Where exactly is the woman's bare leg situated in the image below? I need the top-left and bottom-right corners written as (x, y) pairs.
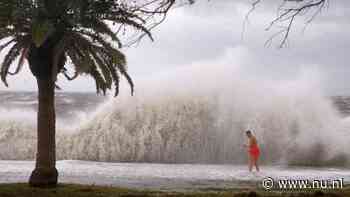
top-left (248, 155), bottom-right (253, 172)
top-left (254, 157), bottom-right (260, 172)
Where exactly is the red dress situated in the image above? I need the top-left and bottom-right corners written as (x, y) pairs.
top-left (249, 141), bottom-right (260, 159)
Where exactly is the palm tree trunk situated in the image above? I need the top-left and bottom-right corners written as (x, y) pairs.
top-left (29, 77), bottom-right (58, 187)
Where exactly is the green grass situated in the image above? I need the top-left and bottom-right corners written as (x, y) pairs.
top-left (0, 183), bottom-right (348, 197)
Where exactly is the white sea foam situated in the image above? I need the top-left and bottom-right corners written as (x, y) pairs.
top-left (0, 49), bottom-right (349, 166)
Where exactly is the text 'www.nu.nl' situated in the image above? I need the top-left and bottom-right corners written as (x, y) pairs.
top-left (262, 177), bottom-right (344, 190)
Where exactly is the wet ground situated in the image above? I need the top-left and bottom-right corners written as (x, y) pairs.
top-left (0, 160), bottom-right (349, 191)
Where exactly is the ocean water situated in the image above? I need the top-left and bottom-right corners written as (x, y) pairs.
top-left (0, 91), bottom-right (106, 123)
top-left (0, 90), bottom-right (348, 164)
top-left (0, 91), bottom-right (348, 122)
top-left (0, 90), bottom-right (349, 188)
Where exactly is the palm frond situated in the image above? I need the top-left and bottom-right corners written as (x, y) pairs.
top-left (0, 42), bottom-right (22, 86)
top-left (90, 51), bottom-right (112, 88)
top-left (0, 38), bottom-right (15, 53)
top-left (106, 62), bottom-right (120, 97)
top-left (89, 63), bottom-right (108, 95)
top-left (76, 30), bottom-right (125, 64)
top-left (77, 19), bottom-right (122, 48)
top-left (8, 47), bottom-right (29, 75)
top-left (111, 16), bottom-right (154, 41)
top-left (64, 33), bottom-right (109, 94)
top-left (116, 62), bottom-right (134, 96)
top-left (64, 32), bottom-right (133, 96)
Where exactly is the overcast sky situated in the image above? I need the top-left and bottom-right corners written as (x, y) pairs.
top-left (0, 0), bottom-right (349, 95)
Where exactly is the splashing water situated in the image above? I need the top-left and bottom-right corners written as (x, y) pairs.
top-left (0, 56), bottom-right (349, 166)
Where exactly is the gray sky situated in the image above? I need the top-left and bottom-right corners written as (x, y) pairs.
top-left (0, 0), bottom-right (349, 95)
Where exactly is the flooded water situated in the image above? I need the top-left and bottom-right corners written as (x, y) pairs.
top-left (0, 160), bottom-right (349, 190)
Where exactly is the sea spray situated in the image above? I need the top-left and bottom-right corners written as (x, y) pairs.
top-left (56, 84), bottom-right (348, 165)
top-left (0, 62), bottom-right (349, 166)
top-left (0, 120), bottom-right (36, 160)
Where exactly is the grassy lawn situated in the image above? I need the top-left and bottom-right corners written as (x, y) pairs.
top-left (0, 183), bottom-right (348, 197)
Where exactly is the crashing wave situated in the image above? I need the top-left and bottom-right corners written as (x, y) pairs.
top-left (0, 61), bottom-right (349, 166)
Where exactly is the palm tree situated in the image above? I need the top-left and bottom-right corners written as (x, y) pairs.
top-left (0, 0), bottom-right (178, 187)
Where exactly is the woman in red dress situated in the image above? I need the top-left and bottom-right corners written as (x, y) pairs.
top-left (245, 130), bottom-right (260, 172)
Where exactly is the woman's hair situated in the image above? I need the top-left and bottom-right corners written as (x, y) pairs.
top-left (246, 130), bottom-right (252, 135)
